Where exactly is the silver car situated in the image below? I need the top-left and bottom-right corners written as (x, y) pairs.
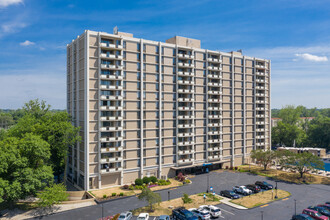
top-left (118, 212), bottom-right (133, 220)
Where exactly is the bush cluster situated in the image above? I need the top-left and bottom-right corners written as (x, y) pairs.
top-left (158, 179), bottom-right (171, 185)
top-left (182, 193), bottom-right (192, 204)
top-left (111, 193), bottom-right (117, 197)
top-left (135, 178), bottom-right (143, 186)
top-left (176, 172), bottom-right (185, 181)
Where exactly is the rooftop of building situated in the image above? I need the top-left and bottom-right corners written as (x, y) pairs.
top-left (277, 147), bottom-right (326, 151)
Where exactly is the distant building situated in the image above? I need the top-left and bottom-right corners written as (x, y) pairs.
top-left (271, 117), bottom-right (315, 128)
top-left (277, 147), bottom-right (327, 158)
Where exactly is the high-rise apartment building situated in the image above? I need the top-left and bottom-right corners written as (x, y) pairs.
top-left (67, 29), bottom-right (271, 190)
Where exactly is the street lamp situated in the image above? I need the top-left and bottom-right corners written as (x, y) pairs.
top-left (294, 199), bottom-right (297, 215)
top-left (101, 203), bottom-right (104, 220)
top-left (274, 181), bottom-right (278, 199)
top-left (261, 211), bottom-right (264, 220)
top-left (206, 173), bottom-right (210, 193)
top-left (168, 191), bottom-right (170, 201)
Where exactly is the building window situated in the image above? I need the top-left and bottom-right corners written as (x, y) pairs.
top-left (143, 54), bottom-right (146, 62)
top-left (156, 65), bottom-right (159, 72)
top-left (123, 41), bottom-right (126, 49)
top-left (137, 63), bottom-right (140, 71)
top-left (143, 63), bottom-right (146, 71)
top-left (137, 53), bottom-right (140, 61)
top-left (137, 43), bottom-right (140, 51)
top-left (123, 51), bottom-right (126, 59)
top-left (156, 46), bottom-right (159, 53)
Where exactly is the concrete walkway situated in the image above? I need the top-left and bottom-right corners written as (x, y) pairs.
top-left (217, 197), bottom-right (247, 210)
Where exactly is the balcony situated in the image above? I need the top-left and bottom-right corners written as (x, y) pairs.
top-left (100, 137), bottom-right (123, 142)
top-left (256, 128), bottom-right (265, 132)
top-left (256, 114), bottom-right (265, 118)
top-left (256, 79), bottom-right (266, 83)
top-left (100, 116), bottom-right (123, 121)
top-left (101, 167), bottom-right (123, 174)
top-left (256, 71), bottom-right (265, 76)
top-left (208, 130), bottom-right (222, 135)
top-left (208, 146), bottom-right (221, 152)
top-left (208, 74), bottom-right (222, 79)
top-left (178, 158), bottom-right (193, 164)
top-left (178, 63), bottom-right (194, 68)
top-left (256, 93), bottom-right (265, 97)
top-left (178, 71), bottom-right (194, 77)
top-left (100, 106), bottom-right (123, 111)
top-left (178, 80), bottom-right (194, 85)
top-left (208, 122), bottom-right (222, 127)
top-left (100, 85), bottom-right (123, 90)
top-left (255, 64), bottom-right (266, 69)
top-left (100, 53), bottom-right (123, 60)
top-left (256, 143), bottom-right (265, 147)
top-left (100, 95), bottom-right (122, 101)
top-left (256, 86), bottom-right (266, 90)
top-left (178, 98), bottom-right (194, 102)
top-left (100, 126), bottom-right (122, 132)
top-left (178, 54), bottom-right (194, 59)
top-left (100, 43), bottom-right (123, 50)
top-left (178, 149), bottom-right (195, 155)
top-left (100, 157), bottom-right (123, 163)
top-left (208, 98), bottom-right (222, 103)
top-left (101, 147), bottom-right (123, 153)
top-left (208, 155), bottom-right (221, 160)
top-left (178, 106), bottom-right (194, 111)
top-left (256, 135), bottom-right (265, 139)
top-left (208, 82), bottom-right (222, 87)
top-left (178, 124), bottom-right (193, 128)
top-left (256, 107), bottom-right (267, 111)
top-left (256, 100), bottom-right (265, 104)
top-left (208, 58), bottom-right (221, 63)
top-left (178, 89), bottom-right (194, 94)
top-left (256, 121), bottom-right (265, 125)
top-left (207, 66), bottom-right (222, 71)
top-left (208, 139), bottom-right (221, 143)
top-left (178, 132), bottom-right (194, 137)
top-left (101, 64), bottom-right (123, 70)
top-left (208, 115), bottom-right (222, 119)
top-left (100, 74), bottom-right (123, 80)
top-left (178, 141), bottom-right (194, 146)
top-left (207, 106), bottom-right (222, 111)
top-left (178, 115), bottom-right (194, 120)
top-left (208, 90), bottom-right (222, 95)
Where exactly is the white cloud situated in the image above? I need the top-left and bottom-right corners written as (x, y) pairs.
top-left (0, 0), bottom-right (23, 8)
top-left (295, 53), bottom-right (328, 62)
top-left (20, 40), bottom-right (34, 46)
top-left (1, 22), bottom-right (26, 33)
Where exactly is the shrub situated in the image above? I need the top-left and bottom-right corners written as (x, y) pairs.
top-left (113, 213), bottom-right (120, 220)
top-left (185, 179), bottom-right (191, 184)
top-left (226, 166), bottom-right (229, 169)
top-left (122, 185), bottom-right (129, 189)
top-left (103, 194), bottom-right (107, 199)
top-left (135, 178), bottom-right (143, 186)
top-left (111, 193), bottom-right (117, 197)
top-left (143, 177), bottom-right (151, 184)
top-left (235, 166), bottom-right (238, 170)
top-left (182, 193), bottom-right (192, 204)
top-left (119, 192), bottom-right (124, 196)
top-left (135, 185), bottom-right (146, 190)
top-left (158, 179), bottom-right (166, 185)
top-left (150, 176), bottom-right (158, 183)
top-left (129, 185), bottom-right (134, 190)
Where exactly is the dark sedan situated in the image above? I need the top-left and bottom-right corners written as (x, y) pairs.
top-left (255, 181), bottom-right (273, 190)
top-left (219, 190), bottom-right (239, 199)
top-left (245, 184), bottom-right (261, 193)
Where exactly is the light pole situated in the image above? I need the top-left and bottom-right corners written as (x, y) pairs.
top-left (168, 191), bottom-right (170, 201)
top-left (101, 203), bottom-right (104, 220)
top-left (294, 199), bottom-right (297, 215)
top-left (206, 173), bottom-right (209, 193)
top-left (275, 181), bottom-right (278, 199)
top-left (261, 211), bottom-right (264, 220)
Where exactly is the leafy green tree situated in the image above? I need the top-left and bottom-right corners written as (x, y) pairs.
top-left (271, 121), bottom-right (306, 147)
top-left (138, 188), bottom-right (161, 211)
top-left (250, 150), bottom-right (276, 170)
top-left (22, 99), bottom-right (50, 119)
top-left (278, 105), bottom-right (302, 125)
top-left (0, 113), bottom-right (14, 129)
top-left (0, 134), bottom-right (53, 205)
top-left (307, 116), bottom-right (330, 151)
top-left (182, 193), bottom-right (192, 204)
top-left (37, 183), bottom-right (69, 208)
top-left (284, 152), bottom-right (324, 178)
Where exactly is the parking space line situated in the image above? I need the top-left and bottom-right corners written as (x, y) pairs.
top-left (282, 198), bottom-right (289, 201)
top-left (219, 215), bottom-right (225, 218)
top-left (220, 208), bottom-right (235, 215)
top-left (260, 204), bottom-right (268, 208)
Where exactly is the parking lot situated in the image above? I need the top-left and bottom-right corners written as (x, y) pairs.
top-left (37, 171), bottom-right (330, 220)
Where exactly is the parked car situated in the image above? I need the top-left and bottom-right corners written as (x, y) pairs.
top-left (255, 181), bottom-right (273, 190)
top-left (219, 190), bottom-right (239, 199)
top-left (318, 205), bottom-right (330, 212)
top-left (309, 206), bottom-right (330, 217)
top-left (118, 212), bottom-right (133, 220)
top-left (302, 209), bottom-right (329, 220)
top-left (158, 215), bottom-right (171, 220)
top-left (326, 202), bottom-right (330, 205)
top-left (172, 208), bottom-right (199, 220)
top-left (292, 214), bottom-right (314, 220)
top-left (245, 184), bottom-right (261, 193)
top-left (137, 213), bottom-right (150, 220)
top-left (199, 205), bottom-right (221, 218)
top-left (188, 208), bottom-right (211, 220)
top-left (233, 186), bottom-right (252, 196)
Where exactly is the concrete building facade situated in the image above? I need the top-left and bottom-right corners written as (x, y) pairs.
top-left (66, 30), bottom-right (271, 190)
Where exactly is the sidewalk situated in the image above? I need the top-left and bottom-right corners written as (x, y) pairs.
top-left (216, 196), bottom-right (247, 210)
top-left (0, 200), bottom-right (97, 220)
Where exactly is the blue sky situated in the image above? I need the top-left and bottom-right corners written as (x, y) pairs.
top-left (0, 0), bottom-right (330, 109)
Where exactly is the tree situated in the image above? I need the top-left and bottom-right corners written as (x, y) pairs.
top-left (271, 121), bottom-right (306, 147)
top-left (284, 152), bottom-right (324, 179)
top-left (307, 116), bottom-right (330, 151)
top-left (182, 193), bottom-right (192, 204)
top-left (250, 150), bottom-right (276, 170)
top-left (0, 135), bottom-right (53, 205)
top-left (0, 113), bottom-right (14, 129)
top-left (37, 183), bottom-right (69, 208)
top-left (7, 100), bottom-right (80, 182)
top-left (278, 105), bottom-right (302, 125)
top-left (138, 188), bottom-right (161, 211)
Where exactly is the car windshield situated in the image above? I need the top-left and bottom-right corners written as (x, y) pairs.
top-left (213, 209), bottom-right (220, 212)
top-left (230, 192), bottom-right (236, 195)
top-left (241, 186), bottom-right (247, 189)
top-left (185, 212), bottom-right (194, 218)
top-left (314, 212), bottom-right (322, 217)
top-left (119, 216), bottom-right (126, 219)
top-left (137, 217), bottom-right (145, 220)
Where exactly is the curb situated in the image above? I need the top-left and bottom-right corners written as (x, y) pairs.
top-left (247, 194), bottom-right (292, 210)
